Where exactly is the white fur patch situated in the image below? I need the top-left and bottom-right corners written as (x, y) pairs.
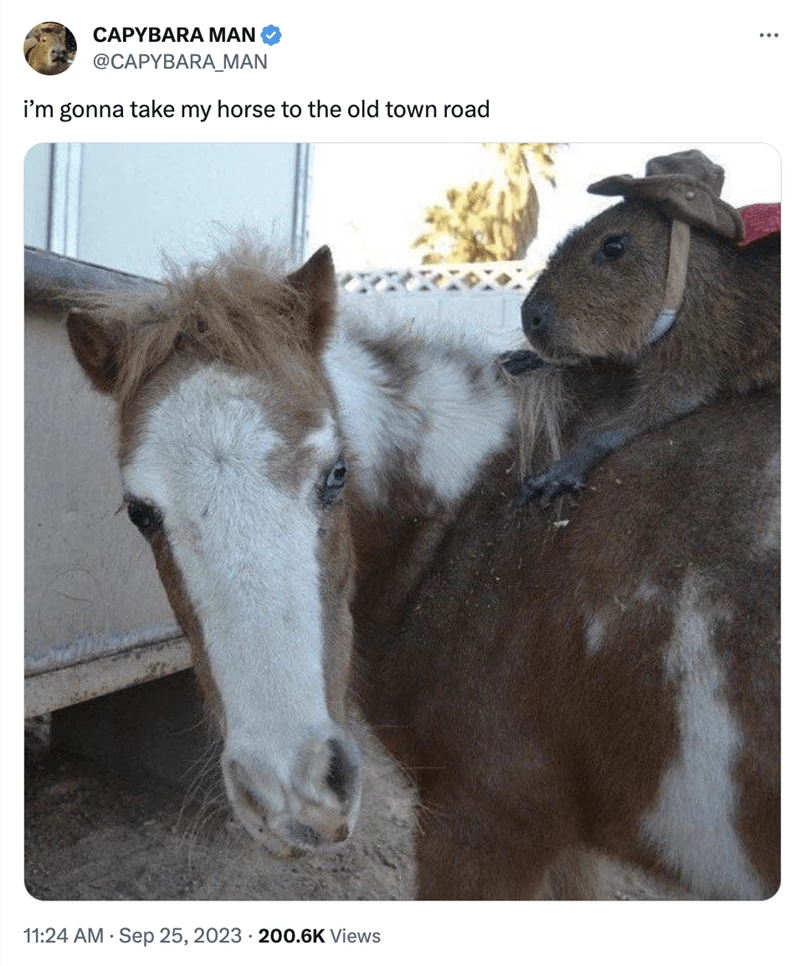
top-left (324, 334), bottom-right (418, 500)
top-left (585, 615), bottom-right (605, 655)
top-left (325, 331), bottom-right (514, 505)
top-left (640, 576), bottom-right (764, 899)
top-left (409, 359), bottom-right (515, 503)
top-left (304, 412), bottom-right (338, 459)
top-left (123, 366), bottom-right (334, 790)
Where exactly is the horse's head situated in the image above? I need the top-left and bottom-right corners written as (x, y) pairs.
top-left (66, 245), bottom-right (362, 855)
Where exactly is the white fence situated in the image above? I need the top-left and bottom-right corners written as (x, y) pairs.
top-left (339, 260), bottom-right (539, 350)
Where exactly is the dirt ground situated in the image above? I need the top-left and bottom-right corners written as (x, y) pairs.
top-left (25, 714), bottom-right (417, 901)
top-left (25, 712), bottom-right (684, 902)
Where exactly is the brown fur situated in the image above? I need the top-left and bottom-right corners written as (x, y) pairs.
top-left (352, 391), bottom-right (779, 899)
top-left (66, 242), bottom-right (333, 407)
top-left (66, 242), bottom-right (779, 899)
top-left (518, 201), bottom-right (780, 501)
top-left (25, 23), bottom-right (70, 75)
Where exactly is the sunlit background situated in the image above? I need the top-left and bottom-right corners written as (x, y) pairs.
top-left (308, 142), bottom-right (780, 270)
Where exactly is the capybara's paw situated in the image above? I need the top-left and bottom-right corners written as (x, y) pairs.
top-left (518, 463), bottom-right (585, 507)
top-left (498, 349), bottom-right (546, 377)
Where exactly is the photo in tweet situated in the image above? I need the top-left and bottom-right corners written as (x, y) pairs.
top-left (23, 141), bottom-right (780, 903)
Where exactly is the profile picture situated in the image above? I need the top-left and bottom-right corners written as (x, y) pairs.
top-left (23, 22), bottom-right (76, 75)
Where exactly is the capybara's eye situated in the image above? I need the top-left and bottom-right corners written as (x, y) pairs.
top-left (600, 236), bottom-right (627, 260)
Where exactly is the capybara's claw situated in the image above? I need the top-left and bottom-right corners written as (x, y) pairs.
top-left (518, 465), bottom-right (585, 507)
top-left (499, 349), bottom-right (546, 377)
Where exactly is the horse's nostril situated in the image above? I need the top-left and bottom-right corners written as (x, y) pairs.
top-left (531, 315), bottom-right (543, 329)
top-left (286, 820), bottom-right (323, 849)
top-left (325, 738), bottom-right (356, 803)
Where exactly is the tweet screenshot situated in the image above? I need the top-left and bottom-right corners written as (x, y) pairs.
top-left (1, 2), bottom-right (794, 962)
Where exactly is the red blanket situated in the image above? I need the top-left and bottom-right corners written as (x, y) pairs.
top-left (738, 203), bottom-right (780, 247)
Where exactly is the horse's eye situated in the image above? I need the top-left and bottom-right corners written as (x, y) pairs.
top-left (321, 457), bottom-right (348, 505)
top-left (600, 235), bottom-right (627, 260)
top-left (126, 499), bottom-right (162, 536)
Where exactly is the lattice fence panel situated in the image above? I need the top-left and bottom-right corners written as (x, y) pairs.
top-left (338, 261), bottom-right (540, 350)
top-left (339, 261), bottom-right (540, 295)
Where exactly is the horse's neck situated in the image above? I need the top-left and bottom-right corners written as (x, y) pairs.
top-left (324, 320), bottom-right (516, 512)
top-left (324, 319), bottom-right (516, 643)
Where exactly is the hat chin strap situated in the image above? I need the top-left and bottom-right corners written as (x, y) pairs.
top-left (648, 219), bottom-right (691, 343)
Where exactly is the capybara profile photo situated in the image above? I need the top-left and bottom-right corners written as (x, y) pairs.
top-left (23, 23), bottom-right (76, 75)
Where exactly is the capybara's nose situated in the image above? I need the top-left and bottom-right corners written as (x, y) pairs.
top-left (521, 293), bottom-right (554, 345)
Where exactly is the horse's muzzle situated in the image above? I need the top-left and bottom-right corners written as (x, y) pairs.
top-left (222, 731), bottom-right (362, 855)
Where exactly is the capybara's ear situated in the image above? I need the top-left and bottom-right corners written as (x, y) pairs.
top-left (287, 246), bottom-right (337, 352)
top-left (66, 309), bottom-right (124, 394)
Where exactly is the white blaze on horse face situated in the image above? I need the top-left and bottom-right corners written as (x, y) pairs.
top-left (122, 366), bottom-right (351, 839)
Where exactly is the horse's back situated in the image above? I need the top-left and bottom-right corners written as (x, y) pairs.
top-left (368, 390), bottom-right (779, 898)
top-left (552, 390), bottom-right (779, 897)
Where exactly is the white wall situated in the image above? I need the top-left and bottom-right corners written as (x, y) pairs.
top-left (25, 143), bottom-right (304, 278)
top-left (23, 144), bottom-right (51, 250)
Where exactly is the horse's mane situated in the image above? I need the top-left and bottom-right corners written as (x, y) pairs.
top-left (71, 240), bottom-right (316, 409)
top-left (506, 366), bottom-right (572, 473)
top-left (71, 237), bottom-right (569, 477)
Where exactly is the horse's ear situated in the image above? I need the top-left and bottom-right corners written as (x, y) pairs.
top-left (65, 309), bottom-right (123, 394)
top-left (287, 246), bottom-right (337, 351)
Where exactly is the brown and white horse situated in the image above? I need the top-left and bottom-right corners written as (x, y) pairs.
top-left (66, 243), bottom-right (779, 899)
